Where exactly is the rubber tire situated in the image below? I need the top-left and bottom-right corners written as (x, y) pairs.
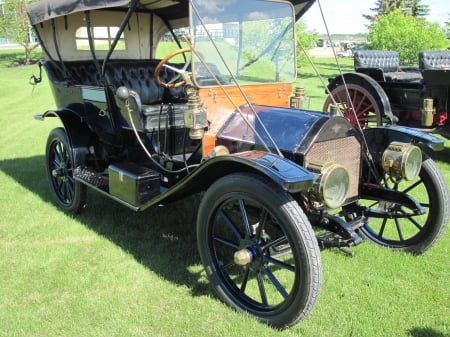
top-left (197, 173), bottom-right (322, 328)
top-left (46, 127), bottom-right (86, 214)
top-left (358, 155), bottom-right (449, 253)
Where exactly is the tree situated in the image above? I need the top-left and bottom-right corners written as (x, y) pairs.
top-left (0, 0), bottom-right (38, 65)
top-left (295, 20), bottom-right (319, 67)
top-left (367, 9), bottom-right (448, 65)
top-left (364, 0), bottom-right (430, 28)
top-left (446, 13), bottom-right (450, 38)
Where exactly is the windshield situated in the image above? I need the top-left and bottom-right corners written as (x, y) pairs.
top-left (190, 0), bottom-right (296, 86)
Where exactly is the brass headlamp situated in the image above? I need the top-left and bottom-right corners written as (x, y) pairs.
top-left (307, 160), bottom-right (350, 209)
top-left (382, 142), bottom-right (422, 181)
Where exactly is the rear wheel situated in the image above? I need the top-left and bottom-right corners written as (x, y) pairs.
top-left (197, 173), bottom-right (322, 328)
top-left (46, 127), bottom-right (86, 213)
top-left (358, 156), bottom-right (449, 253)
top-left (323, 83), bottom-right (382, 129)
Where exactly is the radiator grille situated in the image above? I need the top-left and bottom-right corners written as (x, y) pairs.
top-left (304, 136), bottom-right (361, 200)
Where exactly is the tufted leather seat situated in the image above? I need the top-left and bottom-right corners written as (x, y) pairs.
top-left (45, 59), bottom-right (191, 132)
top-left (419, 50), bottom-right (450, 70)
top-left (354, 50), bottom-right (422, 82)
top-left (44, 61), bottom-right (102, 86)
top-left (45, 59), bottom-right (189, 105)
top-left (355, 50), bottom-right (399, 72)
top-left (104, 61), bottom-right (165, 105)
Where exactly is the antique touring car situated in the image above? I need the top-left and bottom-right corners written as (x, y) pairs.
top-left (324, 49), bottom-right (450, 138)
top-left (27, 0), bottom-right (449, 328)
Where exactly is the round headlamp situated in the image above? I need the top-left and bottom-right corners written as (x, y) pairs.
top-left (382, 142), bottom-right (422, 181)
top-left (308, 161), bottom-right (350, 209)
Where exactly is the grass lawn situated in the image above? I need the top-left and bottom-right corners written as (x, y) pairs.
top-left (0, 49), bottom-right (449, 337)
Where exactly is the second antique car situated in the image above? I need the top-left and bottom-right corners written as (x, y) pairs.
top-left (27, 0), bottom-right (449, 328)
top-left (324, 49), bottom-right (450, 138)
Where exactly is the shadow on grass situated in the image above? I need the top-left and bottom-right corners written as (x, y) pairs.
top-left (0, 155), bottom-right (210, 298)
top-left (408, 327), bottom-right (449, 337)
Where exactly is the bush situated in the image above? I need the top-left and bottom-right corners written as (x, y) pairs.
top-left (367, 9), bottom-right (449, 65)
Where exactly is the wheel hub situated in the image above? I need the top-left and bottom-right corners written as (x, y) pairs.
top-left (234, 248), bottom-right (253, 266)
top-left (52, 167), bottom-right (67, 178)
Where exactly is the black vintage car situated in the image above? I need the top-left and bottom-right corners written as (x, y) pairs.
top-left (324, 49), bottom-right (450, 138)
top-left (27, 0), bottom-right (449, 328)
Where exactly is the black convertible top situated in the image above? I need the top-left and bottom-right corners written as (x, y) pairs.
top-left (27, 0), bottom-right (315, 25)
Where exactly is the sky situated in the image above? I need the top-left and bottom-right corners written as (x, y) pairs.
top-left (301, 0), bottom-right (449, 34)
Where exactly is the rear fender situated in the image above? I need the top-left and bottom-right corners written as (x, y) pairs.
top-left (327, 72), bottom-right (396, 123)
top-left (36, 104), bottom-right (92, 166)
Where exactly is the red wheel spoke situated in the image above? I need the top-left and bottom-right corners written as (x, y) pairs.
top-left (357, 102), bottom-right (375, 116)
top-left (353, 91), bottom-right (365, 112)
top-left (325, 84), bottom-right (382, 129)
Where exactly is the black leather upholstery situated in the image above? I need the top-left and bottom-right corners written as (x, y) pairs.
top-left (105, 61), bottom-right (165, 104)
top-left (354, 50), bottom-right (422, 82)
top-left (45, 60), bottom-right (188, 105)
top-left (354, 50), bottom-right (400, 72)
top-left (419, 51), bottom-right (450, 70)
top-left (44, 61), bottom-right (101, 86)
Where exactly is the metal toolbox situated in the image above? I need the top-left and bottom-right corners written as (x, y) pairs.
top-left (109, 162), bottom-right (160, 206)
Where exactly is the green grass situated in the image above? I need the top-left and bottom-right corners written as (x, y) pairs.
top-left (296, 56), bottom-right (355, 110)
top-left (0, 49), bottom-right (449, 337)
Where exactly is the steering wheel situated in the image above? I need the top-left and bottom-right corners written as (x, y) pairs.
top-left (155, 48), bottom-right (191, 88)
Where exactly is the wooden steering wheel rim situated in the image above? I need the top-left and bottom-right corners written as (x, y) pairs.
top-left (155, 48), bottom-right (191, 88)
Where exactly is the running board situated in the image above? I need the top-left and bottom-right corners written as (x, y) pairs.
top-left (73, 166), bottom-right (141, 211)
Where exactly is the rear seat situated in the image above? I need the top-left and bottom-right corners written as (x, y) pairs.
top-left (419, 50), bottom-right (450, 70)
top-left (45, 59), bottom-right (188, 105)
top-left (45, 59), bottom-right (189, 132)
top-left (44, 60), bottom-right (101, 86)
top-left (354, 50), bottom-right (422, 82)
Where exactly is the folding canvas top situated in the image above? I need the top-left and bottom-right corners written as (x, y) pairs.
top-left (27, 0), bottom-right (316, 25)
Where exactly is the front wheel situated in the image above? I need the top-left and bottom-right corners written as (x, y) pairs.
top-left (46, 127), bottom-right (86, 213)
top-left (358, 155), bottom-right (449, 253)
top-left (197, 173), bottom-right (322, 328)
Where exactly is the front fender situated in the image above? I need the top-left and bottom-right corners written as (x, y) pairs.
top-left (212, 151), bottom-right (315, 193)
top-left (363, 125), bottom-right (445, 152)
top-left (139, 151), bottom-right (314, 211)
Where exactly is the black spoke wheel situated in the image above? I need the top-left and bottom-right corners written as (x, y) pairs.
top-left (358, 155), bottom-right (449, 253)
top-left (46, 128), bottom-right (86, 213)
top-left (323, 84), bottom-right (382, 129)
top-left (197, 173), bottom-right (322, 328)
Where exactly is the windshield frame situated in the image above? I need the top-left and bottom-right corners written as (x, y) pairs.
top-left (189, 0), bottom-right (297, 88)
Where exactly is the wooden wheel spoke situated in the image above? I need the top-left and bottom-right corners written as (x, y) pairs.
top-left (256, 272), bottom-right (269, 306)
top-left (219, 209), bottom-right (244, 240)
top-left (263, 265), bottom-right (289, 299)
top-left (326, 84), bottom-right (381, 129)
top-left (238, 200), bottom-right (253, 238)
top-left (265, 256), bottom-right (295, 273)
top-left (213, 235), bottom-right (240, 249)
